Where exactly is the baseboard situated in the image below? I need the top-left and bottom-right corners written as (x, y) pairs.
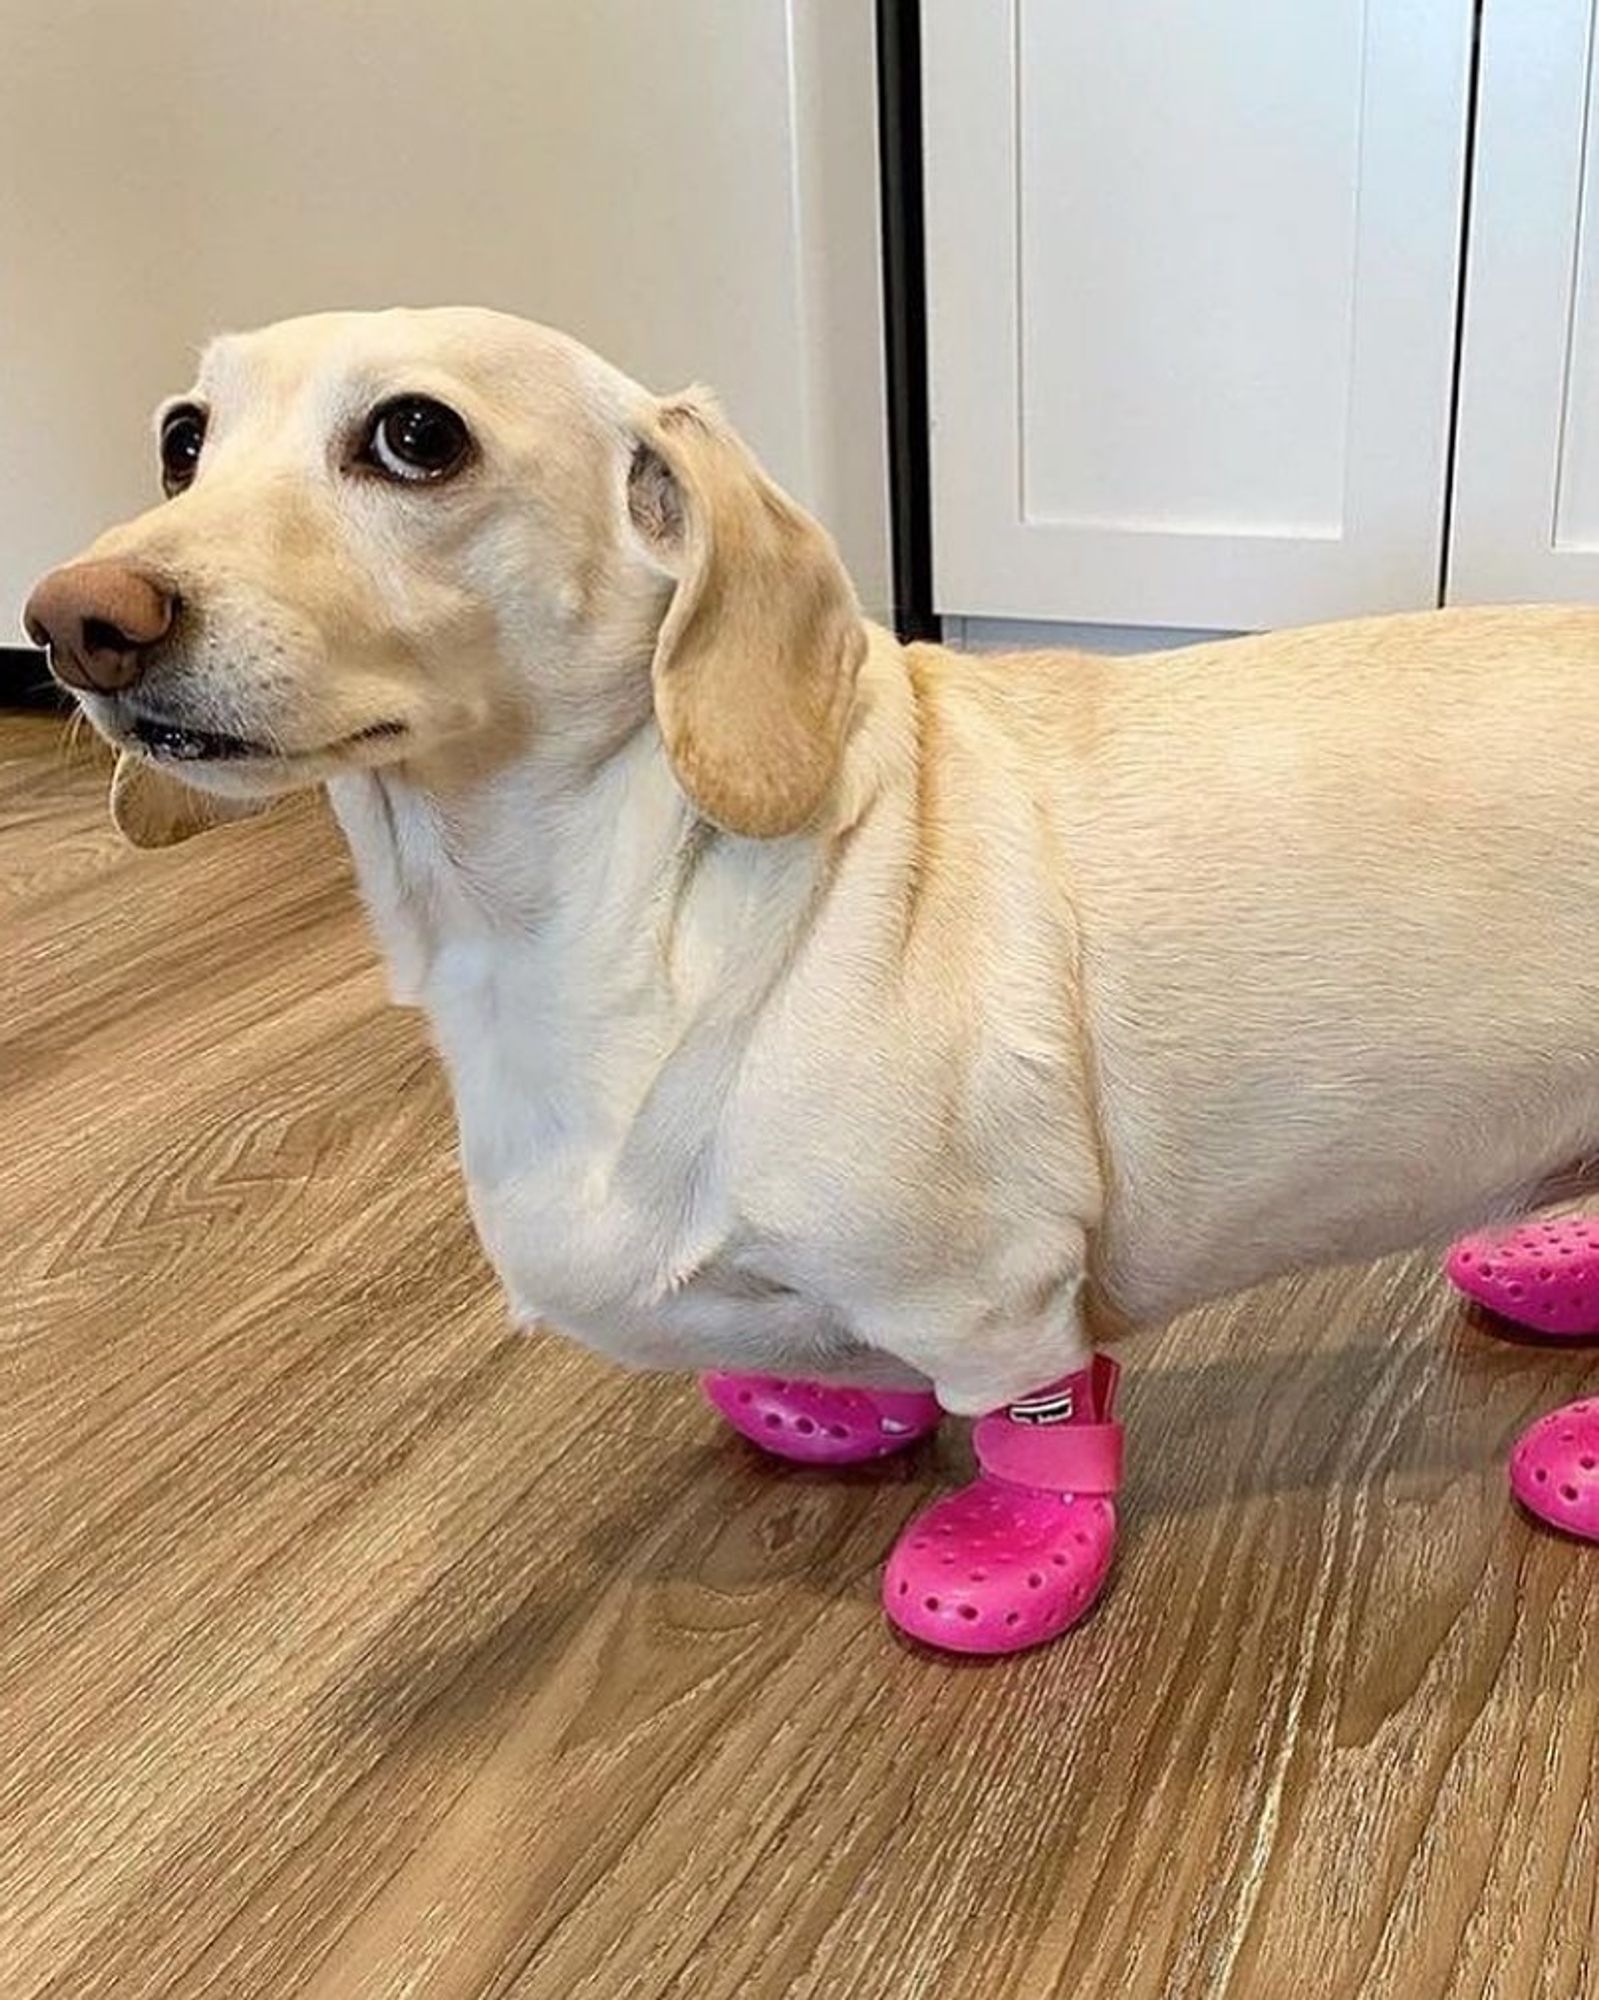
top-left (942, 616), bottom-right (1239, 656)
top-left (0, 646), bottom-right (66, 712)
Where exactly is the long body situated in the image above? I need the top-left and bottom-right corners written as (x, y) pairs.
top-left (24, 306), bottom-right (1598, 1415)
top-left (339, 607), bottom-right (1599, 1412)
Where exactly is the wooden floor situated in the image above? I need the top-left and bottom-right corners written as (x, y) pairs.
top-left (2, 712), bottom-right (1596, 2000)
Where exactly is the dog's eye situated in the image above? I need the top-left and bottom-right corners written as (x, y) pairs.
top-left (361, 397), bottom-right (472, 483)
top-left (159, 405), bottom-right (207, 497)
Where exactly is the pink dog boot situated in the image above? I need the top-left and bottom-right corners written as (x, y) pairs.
top-left (1446, 1217), bottom-right (1599, 1337)
top-left (702, 1372), bottom-right (943, 1466)
top-left (1509, 1397), bottom-right (1599, 1542)
top-left (883, 1356), bottom-right (1123, 1656)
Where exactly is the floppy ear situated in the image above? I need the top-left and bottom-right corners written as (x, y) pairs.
top-left (627, 393), bottom-right (866, 838)
top-left (110, 752), bottom-right (272, 849)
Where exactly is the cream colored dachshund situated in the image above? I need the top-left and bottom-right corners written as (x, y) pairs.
top-left (25, 307), bottom-right (1599, 1653)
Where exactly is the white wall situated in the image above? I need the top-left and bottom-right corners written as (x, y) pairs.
top-left (2, 0), bottom-right (890, 622)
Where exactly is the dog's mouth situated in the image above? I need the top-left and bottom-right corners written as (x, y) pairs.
top-left (126, 714), bottom-right (407, 764)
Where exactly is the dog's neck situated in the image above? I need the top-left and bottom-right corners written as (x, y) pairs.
top-left (330, 726), bottom-right (672, 998)
top-left (328, 625), bottom-right (909, 991)
top-left (325, 717), bottom-right (863, 1219)
top-left (326, 720), bottom-right (838, 1022)
top-left (325, 633), bottom-right (914, 1135)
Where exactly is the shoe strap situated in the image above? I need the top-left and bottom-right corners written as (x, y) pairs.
top-left (973, 1354), bottom-right (1124, 1495)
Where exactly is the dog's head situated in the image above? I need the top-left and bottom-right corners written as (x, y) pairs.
top-left (24, 307), bottom-right (865, 845)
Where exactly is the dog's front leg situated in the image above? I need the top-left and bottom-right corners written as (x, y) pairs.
top-left (885, 1315), bottom-right (1124, 1657)
top-left (871, 1261), bottom-right (1095, 1419)
top-left (870, 1263), bottom-right (1126, 1655)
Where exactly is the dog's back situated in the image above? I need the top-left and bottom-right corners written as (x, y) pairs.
top-left (947, 606), bottom-right (1599, 1321)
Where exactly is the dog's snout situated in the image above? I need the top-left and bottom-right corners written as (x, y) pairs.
top-left (23, 560), bottom-right (177, 693)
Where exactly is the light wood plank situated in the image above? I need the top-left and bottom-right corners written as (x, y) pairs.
top-left (0, 714), bottom-right (1594, 1999)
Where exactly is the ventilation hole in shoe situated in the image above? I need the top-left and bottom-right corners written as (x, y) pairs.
top-left (1005, 1611), bottom-right (1021, 1627)
top-left (1459, 1252), bottom-right (1474, 1266)
top-left (1581, 1457), bottom-right (1596, 1471)
top-left (1027, 1573), bottom-right (1044, 1589)
top-left (941, 1553), bottom-right (957, 1566)
top-left (1540, 1269), bottom-right (1553, 1281)
top-left (1562, 1432), bottom-right (1576, 1444)
top-left (763, 1413), bottom-right (783, 1429)
top-left (737, 1390), bottom-right (753, 1405)
top-left (1050, 1553), bottom-right (1068, 1567)
top-left (912, 1538), bottom-right (930, 1551)
top-left (1535, 1467), bottom-right (1550, 1482)
top-left (1073, 1531), bottom-right (1089, 1546)
top-left (1508, 1284), bottom-right (1525, 1299)
top-left (924, 1596), bottom-right (941, 1612)
top-left (897, 1580), bottom-right (909, 1596)
top-left (794, 1417), bottom-right (816, 1436)
top-left (1562, 1484), bottom-right (1580, 1503)
top-left (828, 1425), bottom-right (848, 1440)
top-left (958, 1605), bottom-right (980, 1622)
top-left (970, 1569), bottom-right (988, 1582)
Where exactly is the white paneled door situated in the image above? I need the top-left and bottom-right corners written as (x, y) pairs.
top-left (923, 1), bottom-right (1476, 630)
top-left (1447, 0), bottom-right (1599, 604)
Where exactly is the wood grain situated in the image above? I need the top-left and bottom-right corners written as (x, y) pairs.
top-left (0, 711), bottom-right (1595, 2000)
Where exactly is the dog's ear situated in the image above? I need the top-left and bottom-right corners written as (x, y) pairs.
top-left (626, 392), bottom-right (865, 839)
top-left (110, 752), bottom-right (271, 848)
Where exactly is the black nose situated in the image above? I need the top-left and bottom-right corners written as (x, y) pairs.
top-left (22, 559), bottom-right (177, 693)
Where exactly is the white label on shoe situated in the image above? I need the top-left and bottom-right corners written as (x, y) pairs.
top-left (1009, 1388), bottom-right (1077, 1426)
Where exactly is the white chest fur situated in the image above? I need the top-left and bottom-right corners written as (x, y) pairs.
top-left (326, 760), bottom-right (869, 1380)
top-left (326, 715), bottom-right (1100, 1419)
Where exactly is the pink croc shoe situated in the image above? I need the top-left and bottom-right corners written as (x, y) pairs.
top-left (1446, 1217), bottom-right (1599, 1337)
top-left (883, 1356), bottom-right (1123, 1656)
top-left (1509, 1397), bottom-right (1599, 1542)
top-left (702, 1372), bottom-right (942, 1466)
